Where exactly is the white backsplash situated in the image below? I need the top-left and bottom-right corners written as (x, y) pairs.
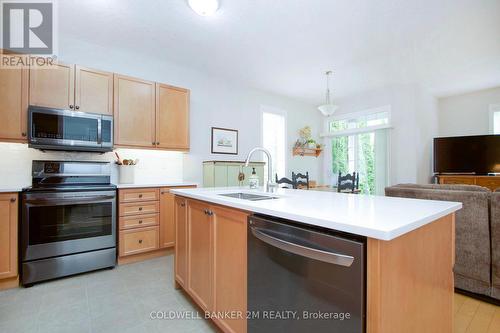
top-left (0, 143), bottom-right (185, 188)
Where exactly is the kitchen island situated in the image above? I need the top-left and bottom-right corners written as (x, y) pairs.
top-left (171, 187), bottom-right (462, 333)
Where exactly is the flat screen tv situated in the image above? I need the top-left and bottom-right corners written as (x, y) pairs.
top-left (434, 135), bottom-right (500, 174)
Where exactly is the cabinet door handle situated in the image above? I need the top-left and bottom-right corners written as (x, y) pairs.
top-left (21, 132), bottom-right (26, 137)
top-left (203, 209), bottom-right (208, 215)
top-left (138, 220), bottom-right (143, 224)
top-left (180, 203), bottom-right (185, 207)
top-left (75, 105), bottom-right (80, 110)
top-left (69, 105), bottom-right (74, 109)
top-left (138, 194), bottom-right (143, 198)
top-left (156, 142), bottom-right (160, 145)
top-left (152, 142), bottom-right (156, 146)
top-left (207, 210), bottom-right (213, 216)
top-left (138, 207), bottom-right (143, 211)
top-left (10, 197), bottom-right (16, 203)
top-left (138, 239), bottom-right (143, 244)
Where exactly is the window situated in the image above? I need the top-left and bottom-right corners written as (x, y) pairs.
top-left (324, 106), bottom-right (391, 195)
top-left (490, 104), bottom-right (500, 134)
top-left (262, 107), bottom-right (286, 180)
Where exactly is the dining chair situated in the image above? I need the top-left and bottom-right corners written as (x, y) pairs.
top-left (337, 172), bottom-right (360, 193)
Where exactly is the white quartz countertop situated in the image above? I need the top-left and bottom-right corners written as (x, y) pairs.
top-left (0, 188), bottom-right (24, 193)
top-left (116, 182), bottom-right (198, 189)
top-left (170, 187), bottom-right (462, 241)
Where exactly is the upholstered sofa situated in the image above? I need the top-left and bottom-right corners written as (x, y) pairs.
top-left (385, 184), bottom-right (499, 300)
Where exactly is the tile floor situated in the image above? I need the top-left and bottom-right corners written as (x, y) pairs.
top-left (0, 256), bottom-right (218, 333)
top-left (1, 255), bottom-right (499, 333)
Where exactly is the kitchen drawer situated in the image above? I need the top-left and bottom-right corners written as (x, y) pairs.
top-left (120, 226), bottom-right (159, 256)
top-left (476, 178), bottom-right (500, 190)
top-left (119, 213), bottom-right (159, 230)
top-left (119, 188), bottom-right (159, 203)
top-left (120, 202), bottom-right (159, 216)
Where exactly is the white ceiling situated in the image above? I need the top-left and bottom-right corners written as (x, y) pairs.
top-left (59, 0), bottom-right (500, 104)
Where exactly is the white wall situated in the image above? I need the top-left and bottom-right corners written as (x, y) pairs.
top-left (438, 87), bottom-right (500, 136)
top-left (324, 84), bottom-right (439, 185)
top-left (0, 37), bottom-right (323, 187)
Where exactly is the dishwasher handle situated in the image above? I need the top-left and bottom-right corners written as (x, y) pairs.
top-left (250, 226), bottom-right (355, 267)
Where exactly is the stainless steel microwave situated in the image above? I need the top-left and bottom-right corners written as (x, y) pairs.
top-left (28, 106), bottom-right (113, 152)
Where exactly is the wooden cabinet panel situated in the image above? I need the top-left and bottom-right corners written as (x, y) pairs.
top-left (114, 74), bottom-right (156, 148)
top-left (0, 55), bottom-right (28, 142)
top-left (0, 194), bottom-right (18, 279)
top-left (175, 197), bottom-right (188, 288)
top-left (159, 189), bottom-right (176, 248)
top-left (119, 188), bottom-right (159, 203)
top-left (156, 84), bottom-right (190, 150)
top-left (187, 200), bottom-right (213, 311)
top-left (119, 226), bottom-right (159, 257)
top-left (75, 65), bottom-right (113, 115)
top-left (476, 177), bottom-right (500, 191)
top-left (29, 62), bottom-right (75, 109)
top-left (119, 213), bottom-right (158, 230)
top-left (213, 206), bottom-right (248, 333)
top-left (439, 176), bottom-right (475, 185)
top-left (119, 202), bottom-right (159, 216)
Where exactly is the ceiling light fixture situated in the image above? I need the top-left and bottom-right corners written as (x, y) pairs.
top-left (318, 71), bottom-right (339, 117)
top-left (188, 0), bottom-right (219, 16)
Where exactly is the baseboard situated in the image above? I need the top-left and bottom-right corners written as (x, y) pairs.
top-left (455, 288), bottom-right (500, 306)
top-left (118, 247), bottom-right (173, 265)
top-left (0, 276), bottom-right (19, 291)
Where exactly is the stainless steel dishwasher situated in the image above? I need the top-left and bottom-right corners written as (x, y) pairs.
top-left (248, 214), bottom-right (366, 333)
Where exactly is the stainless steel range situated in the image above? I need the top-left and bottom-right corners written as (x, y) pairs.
top-left (21, 161), bottom-right (117, 286)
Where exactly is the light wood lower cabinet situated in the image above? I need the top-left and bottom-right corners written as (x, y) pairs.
top-left (118, 186), bottom-right (195, 261)
top-left (175, 197), bottom-right (248, 333)
top-left (159, 189), bottom-right (176, 248)
top-left (174, 197), bottom-right (188, 288)
top-left (0, 193), bottom-right (18, 282)
top-left (212, 205), bottom-right (248, 333)
top-left (187, 200), bottom-right (214, 311)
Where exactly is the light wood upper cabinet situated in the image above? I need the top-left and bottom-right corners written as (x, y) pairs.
top-left (114, 74), bottom-right (156, 148)
top-left (175, 196), bottom-right (188, 288)
top-left (0, 54), bottom-right (28, 142)
top-left (156, 84), bottom-right (190, 150)
top-left (75, 66), bottom-right (113, 115)
top-left (29, 62), bottom-right (75, 109)
top-left (159, 189), bottom-right (176, 248)
top-left (0, 193), bottom-right (18, 280)
top-left (212, 205), bottom-right (248, 333)
top-left (187, 200), bottom-right (213, 312)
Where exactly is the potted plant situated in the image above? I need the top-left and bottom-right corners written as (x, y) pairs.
top-left (306, 139), bottom-right (316, 148)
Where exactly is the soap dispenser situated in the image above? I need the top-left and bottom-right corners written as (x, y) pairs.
top-left (249, 167), bottom-right (259, 189)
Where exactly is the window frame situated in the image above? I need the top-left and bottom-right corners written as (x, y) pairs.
top-left (489, 104), bottom-right (500, 134)
top-left (322, 105), bottom-right (392, 138)
top-left (322, 105), bottom-right (392, 193)
top-left (260, 105), bottom-right (288, 180)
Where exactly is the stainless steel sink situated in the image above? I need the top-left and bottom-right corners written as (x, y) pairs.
top-left (219, 192), bottom-right (279, 201)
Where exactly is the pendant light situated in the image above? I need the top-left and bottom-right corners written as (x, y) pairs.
top-left (318, 71), bottom-right (339, 116)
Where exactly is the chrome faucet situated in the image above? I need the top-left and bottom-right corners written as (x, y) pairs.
top-left (244, 147), bottom-right (277, 193)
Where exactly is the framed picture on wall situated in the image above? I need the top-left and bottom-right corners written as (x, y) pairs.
top-left (211, 127), bottom-right (238, 155)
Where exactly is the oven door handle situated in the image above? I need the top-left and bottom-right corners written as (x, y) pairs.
top-left (24, 195), bottom-right (115, 204)
top-left (250, 226), bottom-right (354, 267)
